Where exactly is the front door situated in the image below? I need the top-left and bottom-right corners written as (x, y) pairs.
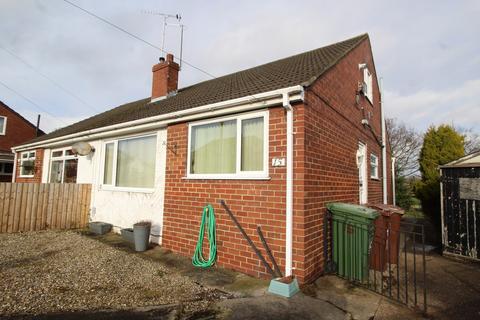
top-left (357, 142), bottom-right (368, 204)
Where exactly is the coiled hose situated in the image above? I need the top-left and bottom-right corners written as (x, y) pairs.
top-left (192, 204), bottom-right (217, 267)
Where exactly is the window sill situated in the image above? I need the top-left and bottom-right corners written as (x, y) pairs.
top-left (370, 177), bottom-right (380, 181)
top-left (19, 175), bottom-right (34, 178)
top-left (183, 175), bottom-right (271, 181)
top-left (100, 185), bottom-right (155, 193)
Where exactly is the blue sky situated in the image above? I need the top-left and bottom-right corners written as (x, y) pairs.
top-left (0, 0), bottom-right (479, 133)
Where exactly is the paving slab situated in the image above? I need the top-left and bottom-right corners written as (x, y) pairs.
top-left (314, 275), bottom-right (425, 320)
top-left (422, 254), bottom-right (480, 320)
top-left (216, 294), bottom-right (349, 320)
top-left (314, 276), bottom-right (381, 320)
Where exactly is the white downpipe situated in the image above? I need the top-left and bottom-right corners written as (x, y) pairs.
top-left (391, 157), bottom-right (396, 206)
top-left (11, 152), bottom-right (17, 183)
top-left (380, 78), bottom-right (388, 204)
top-left (283, 92), bottom-right (294, 277)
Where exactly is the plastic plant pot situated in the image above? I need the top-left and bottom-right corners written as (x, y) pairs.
top-left (89, 222), bottom-right (112, 235)
top-left (133, 221), bottom-right (151, 252)
top-left (121, 228), bottom-right (134, 243)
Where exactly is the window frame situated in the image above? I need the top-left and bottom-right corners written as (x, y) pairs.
top-left (363, 68), bottom-right (374, 104)
top-left (186, 111), bottom-right (269, 180)
top-left (19, 151), bottom-right (36, 178)
top-left (48, 147), bottom-right (78, 183)
top-left (101, 133), bottom-right (158, 193)
top-left (0, 116), bottom-right (6, 135)
top-left (370, 153), bottom-right (379, 179)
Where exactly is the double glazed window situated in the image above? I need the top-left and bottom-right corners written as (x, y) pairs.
top-left (0, 116), bottom-right (6, 135)
top-left (370, 154), bottom-right (379, 179)
top-left (103, 134), bottom-right (157, 189)
top-left (363, 67), bottom-right (373, 103)
top-left (50, 149), bottom-right (78, 183)
top-left (20, 151), bottom-right (36, 177)
top-left (187, 112), bottom-right (268, 178)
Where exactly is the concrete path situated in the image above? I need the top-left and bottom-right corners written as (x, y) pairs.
top-left (217, 295), bottom-right (347, 320)
top-left (424, 253), bottom-right (480, 320)
top-left (314, 276), bottom-right (423, 320)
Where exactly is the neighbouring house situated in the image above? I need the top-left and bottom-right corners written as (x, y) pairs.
top-left (12, 34), bottom-right (393, 283)
top-left (0, 101), bottom-right (43, 182)
top-left (440, 151), bottom-right (480, 261)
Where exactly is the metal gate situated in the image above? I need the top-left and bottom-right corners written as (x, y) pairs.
top-left (440, 166), bottom-right (480, 261)
top-left (325, 211), bottom-right (428, 313)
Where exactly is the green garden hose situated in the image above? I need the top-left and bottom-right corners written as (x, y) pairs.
top-left (192, 204), bottom-right (217, 267)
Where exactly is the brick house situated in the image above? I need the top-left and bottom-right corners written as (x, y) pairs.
top-left (12, 34), bottom-right (393, 283)
top-left (0, 101), bottom-right (43, 182)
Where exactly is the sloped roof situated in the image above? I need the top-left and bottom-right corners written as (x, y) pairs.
top-left (27, 33), bottom-right (368, 144)
top-left (0, 101), bottom-right (45, 135)
top-left (440, 150), bottom-right (480, 168)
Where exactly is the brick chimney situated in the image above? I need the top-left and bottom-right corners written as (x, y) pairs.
top-left (151, 53), bottom-right (179, 101)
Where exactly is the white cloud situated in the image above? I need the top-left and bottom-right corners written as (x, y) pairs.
top-left (0, 0), bottom-right (479, 136)
top-left (17, 110), bottom-right (83, 134)
top-left (384, 79), bottom-right (480, 131)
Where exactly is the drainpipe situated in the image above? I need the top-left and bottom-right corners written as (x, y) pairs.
top-left (380, 78), bottom-right (388, 204)
top-left (282, 92), bottom-right (294, 277)
top-left (391, 157), bottom-right (396, 206)
top-left (12, 152), bottom-right (17, 183)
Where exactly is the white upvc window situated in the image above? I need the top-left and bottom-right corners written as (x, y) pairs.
top-left (363, 67), bottom-right (373, 104)
top-left (187, 111), bottom-right (269, 179)
top-left (49, 148), bottom-right (78, 183)
top-left (370, 153), bottom-right (379, 179)
top-left (0, 116), bottom-right (7, 135)
top-left (102, 133), bottom-right (157, 191)
top-left (20, 151), bottom-right (36, 177)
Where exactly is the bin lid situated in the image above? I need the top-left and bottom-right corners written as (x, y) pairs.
top-left (326, 202), bottom-right (379, 220)
top-left (367, 204), bottom-right (405, 216)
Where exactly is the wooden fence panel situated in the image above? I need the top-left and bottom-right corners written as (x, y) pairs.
top-left (0, 183), bottom-right (91, 233)
top-left (0, 183), bottom-right (5, 233)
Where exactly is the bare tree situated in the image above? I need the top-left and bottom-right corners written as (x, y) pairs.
top-left (386, 118), bottom-right (422, 177)
top-left (457, 127), bottom-right (480, 154)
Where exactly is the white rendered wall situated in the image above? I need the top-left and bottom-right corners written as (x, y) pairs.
top-left (91, 129), bottom-right (167, 244)
top-left (40, 129), bottom-right (167, 244)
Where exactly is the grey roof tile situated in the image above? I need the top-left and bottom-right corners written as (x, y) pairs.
top-left (26, 33), bottom-right (367, 144)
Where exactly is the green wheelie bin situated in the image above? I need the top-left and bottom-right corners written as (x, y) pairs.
top-left (326, 202), bottom-right (379, 282)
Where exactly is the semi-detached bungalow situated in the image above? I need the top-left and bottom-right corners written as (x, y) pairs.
top-left (12, 34), bottom-right (393, 284)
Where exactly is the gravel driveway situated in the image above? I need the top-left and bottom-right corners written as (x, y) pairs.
top-left (0, 231), bottom-right (222, 318)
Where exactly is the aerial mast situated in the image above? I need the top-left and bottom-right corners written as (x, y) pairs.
top-left (142, 11), bottom-right (184, 68)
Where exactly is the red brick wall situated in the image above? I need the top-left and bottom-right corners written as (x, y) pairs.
top-left (0, 102), bottom-right (39, 152)
top-left (162, 106), bottom-right (311, 281)
top-left (162, 37), bottom-right (392, 284)
top-left (300, 37), bottom-right (392, 282)
top-left (15, 149), bottom-right (44, 183)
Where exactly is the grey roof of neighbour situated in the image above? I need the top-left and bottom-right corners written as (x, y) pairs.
top-left (27, 33), bottom-right (368, 145)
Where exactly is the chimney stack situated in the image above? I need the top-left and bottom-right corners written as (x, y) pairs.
top-left (151, 53), bottom-right (179, 101)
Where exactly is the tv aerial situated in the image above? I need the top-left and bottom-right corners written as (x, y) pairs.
top-left (142, 10), bottom-right (185, 68)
